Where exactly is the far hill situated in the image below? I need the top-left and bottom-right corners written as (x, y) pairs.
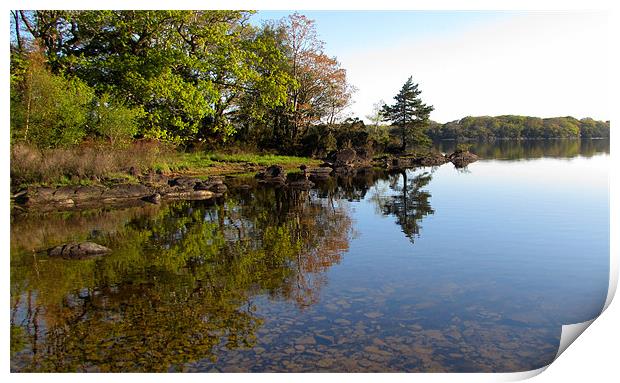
top-left (426, 116), bottom-right (610, 140)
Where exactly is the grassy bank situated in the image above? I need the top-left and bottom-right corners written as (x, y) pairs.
top-left (10, 142), bottom-right (320, 190)
top-left (158, 152), bottom-right (321, 174)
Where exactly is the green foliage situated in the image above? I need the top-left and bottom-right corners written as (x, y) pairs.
top-left (14, 10), bottom-right (295, 146)
top-left (11, 53), bottom-right (94, 148)
top-left (90, 93), bottom-right (144, 146)
top-left (427, 115), bottom-right (610, 140)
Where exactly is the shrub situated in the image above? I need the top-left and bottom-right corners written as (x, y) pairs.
top-left (10, 140), bottom-right (170, 188)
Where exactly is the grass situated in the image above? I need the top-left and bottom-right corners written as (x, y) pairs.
top-left (11, 142), bottom-right (320, 190)
top-left (156, 152), bottom-right (321, 174)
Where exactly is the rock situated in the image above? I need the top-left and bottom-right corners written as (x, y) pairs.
top-left (255, 165), bottom-right (288, 186)
top-left (48, 242), bottom-right (111, 259)
top-left (142, 172), bottom-right (169, 187)
top-left (195, 181), bottom-right (228, 194)
top-left (143, 193), bottom-right (161, 204)
top-left (168, 177), bottom-right (201, 189)
top-left (308, 167), bottom-right (333, 181)
top-left (12, 189), bottom-right (29, 204)
top-left (103, 184), bottom-right (152, 199)
top-left (364, 312), bottom-right (383, 319)
top-left (418, 152), bottom-right (448, 166)
top-left (448, 150), bottom-right (479, 168)
top-left (53, 185), bottom-right (79, 201)
top-left (73, 185), bottom-right (106, 202)
top-left (334, 148), bottom-right (357, 166)
top-left (256, 165), bottom-right (285, 179)
top-left (296, 336), bottom-right (316, 345)
top-left (162, 189), bottom-right (214, 200)
top-left (207, 183), bottom-right (228, 194)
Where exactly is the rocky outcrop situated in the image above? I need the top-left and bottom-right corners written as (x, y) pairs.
top-left (334, 148), bottom-right (357, 167)
top-left (194, 177), bottom-right (228, 195)
top-left (14, 175), bottom-right (227, 211)
top-left (47, 242), bottom-right (111, 259)
top-left (308, 166), bottom-right (333, 182)
top-left (378, 151), bottom-right (448, 169)
top-left (321, 148), bottom-right (372, 176)
top-left (447, 150), bottom-right (479, 168)
top-left (255, 165), bottom-right (317, 189)
top-left (255, 165), bottom-right (286, 186)
top-left (286, 170), bottom-right (315, 190)
top-left (418, 152), bottom-right (449, 166)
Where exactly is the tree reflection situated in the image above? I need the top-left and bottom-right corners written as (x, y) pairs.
top-left (371, 169), bottom-right (434, 243)
top-left (10, 188), bottom-right (352, 372)
top-left (435, 138), bottom-right (609, 160)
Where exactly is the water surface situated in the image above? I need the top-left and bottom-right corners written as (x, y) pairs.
top-left (10, 139), bottom-right (609, 372)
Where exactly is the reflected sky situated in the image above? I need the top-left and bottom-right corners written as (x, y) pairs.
top-left (10, 141), bottom-right (609, 372)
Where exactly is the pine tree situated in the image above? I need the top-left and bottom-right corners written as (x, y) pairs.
top-left (381, 76), bottom-right (434, 151)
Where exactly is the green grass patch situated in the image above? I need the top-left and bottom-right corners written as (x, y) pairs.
top-left (163, 152), bottom-right (319, 171)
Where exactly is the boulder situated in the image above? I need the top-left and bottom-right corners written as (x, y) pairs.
top-left (143, 193), bottom-right (161, 204)
top-left (168, 177), bottom-right (201, 189)
top-left (448, 150), bottom-right (479, 168)
top-left (48, 242), bottom-right (111, 259)
top-left (256, 165), bottom-right (285, 179)
top-left (194, 179), bottom-right (228, 194)
top-left (334, 148), bottom-right (357, 166)
top-left (255, 165), bottom-right (287, 186)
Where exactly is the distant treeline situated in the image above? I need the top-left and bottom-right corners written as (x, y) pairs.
top-left (426, 116), bottom-right (610, 140)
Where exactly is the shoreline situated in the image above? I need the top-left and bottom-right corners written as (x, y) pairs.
top-left (11, 148), bottom-right (478, 215)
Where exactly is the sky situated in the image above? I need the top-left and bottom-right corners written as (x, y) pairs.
top-left (251, 11), bottom-right (609, 123)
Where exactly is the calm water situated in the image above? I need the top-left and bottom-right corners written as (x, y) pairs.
top-left (10, 139), bottom-right (610, 372)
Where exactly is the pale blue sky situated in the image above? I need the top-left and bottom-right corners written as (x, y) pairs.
top-left (251, 11), bottom-right (514, 57)
top-left (250, 11), bottom-right (608, 123)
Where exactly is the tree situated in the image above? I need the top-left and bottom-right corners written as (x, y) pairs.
top-left (13, 11), bottom-right (292, 145)
top-left (381, 77), bottom-right (434, 151)
top-left (270, 13), bottom-right (354, 147)
top-left (10, 50), bottom-right (94, 148)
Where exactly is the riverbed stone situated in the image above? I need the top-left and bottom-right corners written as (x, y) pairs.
top-left (48, 242), bottom-right (112, 259)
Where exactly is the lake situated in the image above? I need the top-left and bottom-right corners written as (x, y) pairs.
top-left (10, 139), bottom-right (610, 372)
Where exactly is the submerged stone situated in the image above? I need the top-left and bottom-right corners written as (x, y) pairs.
top-left (47, 242), bottom-right (112, 259)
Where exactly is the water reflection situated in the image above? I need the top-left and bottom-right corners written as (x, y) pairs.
top-left (435, 138), bottom-right (609, 160)
top-left (11, 188), bottom-right (353, 372)
top-left (371, 170), bottom-right (434, 243)
top-left (10, 139), bottom-right (609, 372)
